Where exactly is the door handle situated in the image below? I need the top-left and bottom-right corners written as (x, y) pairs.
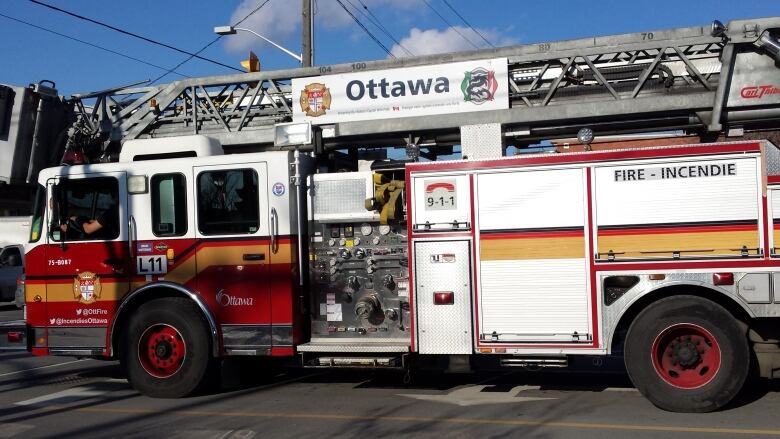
top-left (128, 215), bottom-right (137, 259)
top-left (270, 207), bottom-right (279, 254)
top-left (243, 253), bottom-right (265, 261)
top-left (103, 258), bottom-right (123, 266)
top-left (103, 258), bottom-right (125, 273)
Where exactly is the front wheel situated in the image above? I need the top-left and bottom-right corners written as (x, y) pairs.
top-left (624, 295), bottom-right (749, 412)
top-left (122, 297), bottom-right (215, 398)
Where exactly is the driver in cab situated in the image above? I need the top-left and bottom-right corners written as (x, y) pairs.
top-left (59, 203), bottom-right (118, 240)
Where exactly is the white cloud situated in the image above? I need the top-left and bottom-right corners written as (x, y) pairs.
top-left (390, 26), bottom-right (517, 58)
top-left (223, 1), bottom-right (517, 59)
top-left (224, 0), bottom-right (419, 53)
top-left (224, 0), bottom-right (302, 53)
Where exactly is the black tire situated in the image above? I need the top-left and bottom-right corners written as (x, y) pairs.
top-left (121, 297), bottom-right (215, 398)
top-left (624, 295), bottom-right (749, 412)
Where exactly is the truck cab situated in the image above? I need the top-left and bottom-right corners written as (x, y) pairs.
top-left (18, 141), bottom-right (312, 396)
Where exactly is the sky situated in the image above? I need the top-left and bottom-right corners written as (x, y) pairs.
top-left (0, 0), bottom-right (778, 97)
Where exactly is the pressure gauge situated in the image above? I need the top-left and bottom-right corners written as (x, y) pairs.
top-left (379, 224), bottom-right (391, 235)
top-left (360, 223), bottom-right (373, 236)
top-left (339, 238), bottom-right (347, 246)
top-left (353, 237), bottom-right (361, 246)
top-left (328, 238), bottom-right (336, 247)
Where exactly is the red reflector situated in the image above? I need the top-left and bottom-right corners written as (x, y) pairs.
top-left (713, 273), bottom-right (734, 285)
top-left (7, 332), bottom-right (23, 343)
top-left (434, 291), bottom-right (454, 305)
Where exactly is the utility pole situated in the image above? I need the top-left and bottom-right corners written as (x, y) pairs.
top-left (302, 0), bottom-right (313, 67)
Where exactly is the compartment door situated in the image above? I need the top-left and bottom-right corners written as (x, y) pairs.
top-left (414, 240), bottom-right (473, 354)
top-left (477, 168), bottom-right (591, 343)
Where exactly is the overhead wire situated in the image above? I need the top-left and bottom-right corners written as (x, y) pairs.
top-left (335, 0), bottom-right (395, 58)
top-left (349, 0), bottom-right (414, 56)
top-left (27, 0), bottom-right (243, 72)
top-left (419, 0), bottom-right (479, 49)
top-left (148, 0), bottom-right (274, 84)
top-left (440, 0), bottom-right (494, 47)
top-left (0, 12), bottom-right (190, 78)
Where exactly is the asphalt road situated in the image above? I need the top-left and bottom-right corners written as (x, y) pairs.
top-left (2, 303), bottom-right (780, 439)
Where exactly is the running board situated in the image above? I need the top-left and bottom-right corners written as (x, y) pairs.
top-left (302, 354), bottom-right (406, 369)
top-left (500, 356), bottom-right (568, 368)
top-left (50, 349), bottom-right (104, 356)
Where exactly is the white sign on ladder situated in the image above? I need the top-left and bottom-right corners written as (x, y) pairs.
top-left (292, 58), bottom-right (508, 124)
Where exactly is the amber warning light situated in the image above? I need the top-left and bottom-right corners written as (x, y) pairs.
top-left (434, 291), bottom-right (455, 305)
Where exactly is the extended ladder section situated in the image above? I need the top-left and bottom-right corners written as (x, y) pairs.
top-left (68, 17), bottom-right (780, 159)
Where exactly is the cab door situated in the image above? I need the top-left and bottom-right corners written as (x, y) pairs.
top-left (44, 172), bottom-right (131, 352)
top-left (193, 162), bottom-right (272, 355)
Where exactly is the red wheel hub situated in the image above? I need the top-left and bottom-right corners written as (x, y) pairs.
top-left (651, 323), bottom-right (721, 389)
top-left (138, 324), bottom-right (186, 379)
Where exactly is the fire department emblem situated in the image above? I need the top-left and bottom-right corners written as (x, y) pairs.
top-left (461, 67), bottom-right (497, 104)
top-left (299, 83), bottom-right (332, 117)
top-left (72, 271), bottom-right (102, 305)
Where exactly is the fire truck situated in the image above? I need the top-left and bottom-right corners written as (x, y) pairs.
top-left (2, 17), bottom-right (780, 413)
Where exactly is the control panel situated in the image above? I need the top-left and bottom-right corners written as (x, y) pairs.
top-left (309, 220), bottom-right (409, 339)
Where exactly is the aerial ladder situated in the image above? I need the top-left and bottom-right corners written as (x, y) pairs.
top-left (62, 17), bottom-right (780, 162)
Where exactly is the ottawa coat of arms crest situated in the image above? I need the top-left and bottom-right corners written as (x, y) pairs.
top-left (73, 271), bottom-right (102, 305)
top-left (299, 83), bottom-right (332, 117)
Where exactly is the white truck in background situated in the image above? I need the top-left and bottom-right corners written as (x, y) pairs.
top-left (0, 216), bottom-right (31, 248)
top-left (0, 216), bottom-right (30, 306)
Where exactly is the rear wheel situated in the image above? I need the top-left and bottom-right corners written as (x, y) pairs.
top-left (122, 297), bottom-right (214, 398)
top-left (624, 295), bottom-right (749, 412)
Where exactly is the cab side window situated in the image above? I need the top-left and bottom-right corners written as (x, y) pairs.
top-left (197, 169), bottom-right (259, 235)
top-left (51, 177), bottom-right (120, 241)
top-left (151, 173), bottom-right (187, 237)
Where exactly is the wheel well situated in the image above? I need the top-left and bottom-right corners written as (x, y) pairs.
top-left (610, 284), bottom-right (751, 355)
top-left (111, 284), bottom-right (219, 358)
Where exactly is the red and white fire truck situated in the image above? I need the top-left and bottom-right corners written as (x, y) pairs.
top-left (3, 17), bottom-right (780, 413)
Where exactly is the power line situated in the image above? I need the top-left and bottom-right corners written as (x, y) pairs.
top-left (233, 0), bottom-right (273, 27)
top-left (0, 12), bottom-right (189, 79)
top-left (420, 0), bottom-right (479, 49)
top-left (441, 0), bottom-right (494, 47)
top-left (335, 0), bottom-right (395, 58)
top-left (149, 38), bottom-right (220, 85)
top-left (148, 0), bottom-right (274, 84)
top-left (27, 0), bottom-right (243, 72)
top-left (349, 0), bottom-right (413, 56)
